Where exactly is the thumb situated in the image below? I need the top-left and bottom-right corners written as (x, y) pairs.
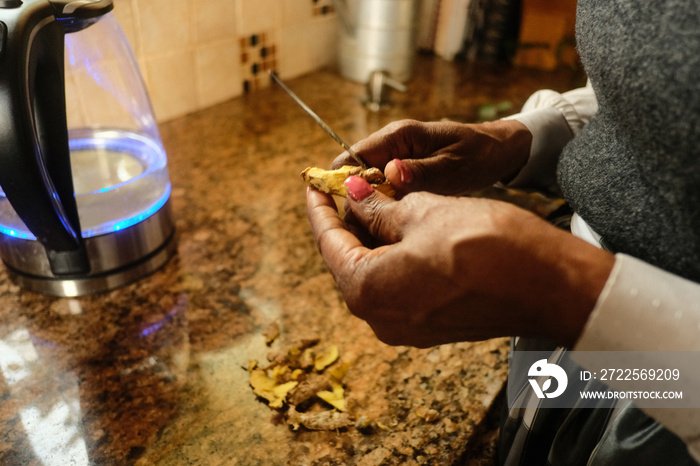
top-left (344, 176), bottom-right (404, 244)
top-left (385, 157), bottom-right (452, 195)
top-left (384, 158), bottom-right (416, 194)
top-left (384, 156), bottom-right (480, 196)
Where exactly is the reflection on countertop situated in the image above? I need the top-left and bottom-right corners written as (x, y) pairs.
top-left (0, 55), bottom-right (585, 465)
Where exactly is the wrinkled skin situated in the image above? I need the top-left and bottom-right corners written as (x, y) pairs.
top-left (331, 119), bottom-right (532, 197)
top-left (307, 119), bottom-right (615, 348)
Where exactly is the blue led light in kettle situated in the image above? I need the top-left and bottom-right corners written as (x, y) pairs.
top-left (0, 226), bottom-right (30, 239)
top-left (0, 130), bottom-right (171, 241)
top-left (0, 184), bottom-right (170, 240)
top-left (80, 182), bottom-right (171, 237)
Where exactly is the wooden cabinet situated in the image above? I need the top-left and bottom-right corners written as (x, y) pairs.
top-left (514, 0), bottom-right (578, 69)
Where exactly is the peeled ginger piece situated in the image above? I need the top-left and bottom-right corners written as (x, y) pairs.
top-left (301, 165), bottom-right (395, 197)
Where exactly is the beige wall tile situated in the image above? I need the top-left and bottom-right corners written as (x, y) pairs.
top-left (109, 0), bottom-right (339, 122)
top-left (111, 0), bottom-right (139, 55)
top-left (136, 0), bottom-right (192, 55)
top-left (195, 41), bottom-right (242, 108)
top-left (312, 15), bottom-right (340, 70)
top-left (277, 22), bottom-right (314, 79)
top-left (145, 50), bottom-right (197, 121)
top-left (194, 0), bottom-right (237, 44)
top-left (235, 0), bottom-right (280, 37)
top-left (280, 0), bottom-right (313, 26)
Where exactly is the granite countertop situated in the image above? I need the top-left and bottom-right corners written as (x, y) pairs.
top-left (0, 56), bottom-right (584, 465)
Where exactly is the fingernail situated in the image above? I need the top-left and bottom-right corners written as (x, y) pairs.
top-left (345, 176), bottom-right (374, 202)
top-left (393, 158), bottom-right (413, 184)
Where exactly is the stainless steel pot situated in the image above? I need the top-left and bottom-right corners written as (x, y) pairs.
top-left (333, 0), bottom-right (420, 84)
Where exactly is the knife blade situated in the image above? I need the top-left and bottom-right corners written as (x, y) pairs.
top-left (269, 71), bottom-right (369, 169)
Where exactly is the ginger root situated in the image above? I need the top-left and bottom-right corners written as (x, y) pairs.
top-left (301, 165), bottom-right (395, 197)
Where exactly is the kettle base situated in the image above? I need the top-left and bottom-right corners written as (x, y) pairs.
top-left (5, 231), bottom-right (176, 297)
top-left (0, 200), bottom-right (177, 297)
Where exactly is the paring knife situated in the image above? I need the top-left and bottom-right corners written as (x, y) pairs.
top-left (269, 71), bottom-right (369, 169)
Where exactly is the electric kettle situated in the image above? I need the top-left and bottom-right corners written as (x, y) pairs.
top-left (0, 0), bottom-right (176, 296)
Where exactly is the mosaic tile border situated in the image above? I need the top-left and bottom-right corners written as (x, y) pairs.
top-left (240, 32), bottom-right (277, 93)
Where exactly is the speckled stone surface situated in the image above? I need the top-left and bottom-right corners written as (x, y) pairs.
top-left (0, 56), bottom-right (585, 465)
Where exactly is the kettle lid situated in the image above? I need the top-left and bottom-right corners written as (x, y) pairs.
top-left (49, 0), bottom-right (113, 31)
top-left (49, 0), bottom-right (113, 19)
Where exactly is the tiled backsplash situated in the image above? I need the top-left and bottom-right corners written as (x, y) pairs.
top-left (111, 0), bottom-right (339, 122)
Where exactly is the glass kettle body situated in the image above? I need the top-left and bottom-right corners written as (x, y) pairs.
top-left (0, 0), bottom-right (176, 296)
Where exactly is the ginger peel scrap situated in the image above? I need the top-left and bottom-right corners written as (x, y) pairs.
top-left (317, 380), bottom-right (346, 411)
top-left (248, 340), bottom-right (353, 431)
top-left (248, 366), bottom-right (298, 409)
top-left (287, 406), bottom-right (353, 431)
top-left (314, 345), bottom-right (339, 372)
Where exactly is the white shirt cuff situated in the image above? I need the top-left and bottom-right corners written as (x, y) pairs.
top-left (503, 82), bottom-right (598, 192)
top-left (504, 107), bottom-right (572, 192)
top-left (574, 254), bottom-right (700, 352)
top-left (572, 253), bottom-right (700, 461)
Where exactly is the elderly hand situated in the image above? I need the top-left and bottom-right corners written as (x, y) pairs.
top-left (306, 177), bottom-right (615, 348)
top-left (332, 119), bottom-right (532, 197)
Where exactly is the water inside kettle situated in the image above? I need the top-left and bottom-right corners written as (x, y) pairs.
top-left (0, 128), bottom-right (170, 240)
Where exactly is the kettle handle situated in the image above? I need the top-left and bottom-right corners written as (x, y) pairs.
top-left (0, 3), bottom-right (89, 275)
